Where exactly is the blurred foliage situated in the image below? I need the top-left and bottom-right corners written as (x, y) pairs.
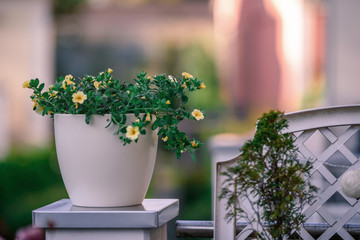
top-left (148, 145), bottom-right (212, 240)
top-left (56, 42), bottom-right (146, 82)
top-left (54, 0), bottom-right (86, 14)
top-left (53, 0), bottom-right (209, 15)
top-left (0, 147), bottom-right (68, 239)
top-left (301, 74), bottom-right (325, 109)
top-left (162, 42), bottom-right (224, 112)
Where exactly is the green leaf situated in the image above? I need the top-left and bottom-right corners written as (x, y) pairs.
top-left (115, 128), bottom-right (121, 135)
top-left (159, 118), bottom-right (167, 126)
top-left (42, 92), bottom-right (49, 98)
top-left (29, 79), bottom-right (36, 88)
top-left (119, 114), bottom-right (127, 125)
top-left (85, 114), bottom-right (91, 124)
top-left (38, 83), bottom-right (45, 92)
top-left (34, 78), bottom-right (39, 87)
top-left (105, 119), bottom-right (112, 128)
top-left (120, 126), bottom-right (127, 133)
top-left (190, 151), bottom-right (196, 162)
top-left (181, 95), bottom-right (188, 104)
top-left (152, 120), bottom-right (159, 130)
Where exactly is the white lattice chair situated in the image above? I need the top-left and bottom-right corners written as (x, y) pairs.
top-left (214, 105), bottom-right (360, 240)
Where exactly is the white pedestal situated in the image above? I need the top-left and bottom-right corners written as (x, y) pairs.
top-left (33, 199), bottom-right (179, 240)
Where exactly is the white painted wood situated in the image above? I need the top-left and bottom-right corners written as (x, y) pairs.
top-left (33, 199), bottom-right (177, 240)
top-left (214, 105), bottom-right (360, 239)
top-left (214, 159), bottom-right (237, 240)
top-left (45, 225), bottom-right (167, 240)
top-left (46, 229), bottom-right (148, 240)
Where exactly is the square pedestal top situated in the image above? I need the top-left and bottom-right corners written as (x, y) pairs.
top-left (33, 199), bottom-right (179, 229)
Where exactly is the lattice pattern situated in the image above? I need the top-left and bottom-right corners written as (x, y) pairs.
top-left (294, 125), bottom-right (360, 240)
top-left (215, 105), bottom-right (360, 240)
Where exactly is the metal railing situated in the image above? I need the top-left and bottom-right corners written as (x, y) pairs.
top-left (176, 220), bottom-right (360, 239)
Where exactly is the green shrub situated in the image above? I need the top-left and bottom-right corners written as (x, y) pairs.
top-left (0, 147), bottom-right (67, 238)
top-left (220, 110), bottom-right (318, 240)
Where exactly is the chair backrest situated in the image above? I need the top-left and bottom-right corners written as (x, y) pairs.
top-left (214, 105), bottom-right (360, 240)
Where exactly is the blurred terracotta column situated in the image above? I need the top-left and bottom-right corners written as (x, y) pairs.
top-left (239, 0), bottom-right (281, 114)
top-left (213, 0), bottom-right (308, 116)
top-left (214, 0), bottom-right (281, 117)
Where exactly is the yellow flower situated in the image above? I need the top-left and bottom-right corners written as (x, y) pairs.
top-left (141, 96), bottom-right (146, 100)
top-left (191, 109), bottom-right (204, 121)
top-left (94, 81), bottom-right (101, 90)
top-left (191, 141), bottom-right (198, 148)
top-left (32, 99), bottom-right (38, 108)
top-left (168, 75), bottom-right (175, 82)
top-left (145, 113), bottom-right (151, 122)
top-left (162, 136), bottom-right (168, 142)
top-left (72, 91), bottom-right (87, 104)
top-left (198, 83), bottom-right (206, 89)
top-left (50, 91), bottom-right (58, 98)
top-left (181, 83), bottom-right (187, 89)
top-left (166, 100), bottom-right (171, 105)
top-left (107, 68), bottom-right (113, 74)
top-left (35, 106), bottom-right (44, 115)
top-left (65, 74), bottom-right (73, 81)
top-left (126, 90), bottom-right (130, 94)
top-left (182, 72), bottom-right (193, 79)
top-left (22, 80), bottom-right (30, 88)
top-left (62, 76), bottom-right (75, 89)
top-left (126, 126), bottom-right (140, 140)
top-left (67, 79), bottom-right (75, 85)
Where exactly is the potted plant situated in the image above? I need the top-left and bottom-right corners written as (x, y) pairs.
top-left (23, 69), bottom-right (205, 207)
top-left (220, 110), bottom-right (317, 240)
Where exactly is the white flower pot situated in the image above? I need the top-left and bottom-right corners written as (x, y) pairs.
top-left (54, 114), bottom-right (158, 207)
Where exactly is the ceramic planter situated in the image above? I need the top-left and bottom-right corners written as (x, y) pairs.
top-left (54, 114), bottom-right (158, 207)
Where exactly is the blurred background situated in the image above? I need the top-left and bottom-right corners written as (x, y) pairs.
top-left (1, 0), bottom-right (360, 239)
